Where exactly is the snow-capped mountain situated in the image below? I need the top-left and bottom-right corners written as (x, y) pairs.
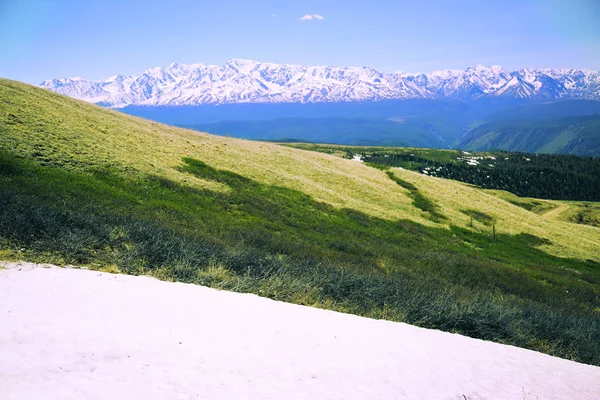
top-left (39, 59), bottom-right (600, 108)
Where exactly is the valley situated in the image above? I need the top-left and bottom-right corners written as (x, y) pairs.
top-left (2, 78), bottom-right (600, 366)
top-left (38, 60), bottom-right (600, 156)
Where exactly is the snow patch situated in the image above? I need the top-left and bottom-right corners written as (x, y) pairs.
top-left (1, 263), bottom-right (599, 399)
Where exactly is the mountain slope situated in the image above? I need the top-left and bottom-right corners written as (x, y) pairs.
top-left (39, 59), bottom-right (600, 107)
top-left (184, 117), bottom-right (459, 148)
top-left (117, 99), bottom-right (600, 154)
top-left (487, 100), bottom-right (600, 121)
top-left (459, 114), bottom-right (600, 156)
top-left (2, 78), bottom-right (600, 364)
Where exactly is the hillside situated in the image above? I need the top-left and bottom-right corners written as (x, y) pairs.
top-left (459, 114), bottom-right (600, 156)
top-left (290, 145), bottom-right (600, 201)
top-left (486, 100), bottom-right (600, 121)
top-left (2, 78), bottom-right (600, 364)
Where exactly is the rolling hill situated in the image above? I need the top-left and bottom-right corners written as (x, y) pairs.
top-left (2, 78), bottom-right (600, 364)
top-left (486, 100), bottom-right (600, 121)
top-left (459, 114), bottom-right (600, 156)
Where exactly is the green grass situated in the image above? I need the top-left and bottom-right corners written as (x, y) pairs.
top-left (1, 78), bottom-right (600, 365)
top-left (460, 209), bottom-right (495, 226)
top-left (495, 195), bottom-right (557, 214)
top-left (287, 143), bottom-right (600, 202)
top-left (561, 202), bottom-right (600, 228)
top-left (385, 171), bottom-right (447, 222)
top-left (286, 143), bottom-right (463, 167)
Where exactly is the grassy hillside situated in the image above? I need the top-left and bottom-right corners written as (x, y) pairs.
top-left (1, 78), bottom-right (600, 365)
top-left (286, 144), bottom-right (600, 201)
top-left (556, 202), bottom-right (600, 228)
top-left (459, 114), bottom-right (600, 156)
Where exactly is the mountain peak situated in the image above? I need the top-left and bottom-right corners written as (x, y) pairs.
top-left (430, 69), bottom-right (462, 79)
top-left (225, 58), bottom-right (261, 73)
top-left (465, 65), bottom-right (505, 73)
top-left (145, 66), bottom-right (164, 73)
top-left (105, 74), bottom-right (125, 83)
top-left (226, 58), bottom-right (258, 64)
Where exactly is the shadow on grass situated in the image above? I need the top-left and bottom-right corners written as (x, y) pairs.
top-left (384, 170), bottom-right (447, 222)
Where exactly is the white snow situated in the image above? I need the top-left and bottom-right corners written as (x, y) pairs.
top-left (37, 61), bottom-right (600, 108)
top-left (1, 262), bottom-right (599, 400)
top-left (429, 69), bottom-right (463, 79)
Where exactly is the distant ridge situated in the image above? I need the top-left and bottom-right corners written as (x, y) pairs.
top-left (459, 114), bottom-right (600, 157)
top-left (39, 59), bottom-right (600, 108)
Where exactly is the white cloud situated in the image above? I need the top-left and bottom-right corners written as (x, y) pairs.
top-left (299, 14), bottom-right (324, 21)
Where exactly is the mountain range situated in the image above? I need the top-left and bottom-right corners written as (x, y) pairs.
top-left (40, 59), bottom-right (600, 108)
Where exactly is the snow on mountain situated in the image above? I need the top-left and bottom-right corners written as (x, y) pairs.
top-left (39, 59), bottom-right (600, 108)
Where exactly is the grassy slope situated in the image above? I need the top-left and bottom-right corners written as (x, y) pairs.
top-left (555, 202), bottom-right (600, 228)
top-left (285, 143), bottom-right (600, 258)
top-left (459, 115), bottom-right (600, 156)
top-left (392, 170), bottom-right (600, 260)
top-left (1, 78), bottom-right (600, 364)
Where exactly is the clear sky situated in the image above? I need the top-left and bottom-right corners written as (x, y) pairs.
top-left (1, 0), bottom-right (599, 84)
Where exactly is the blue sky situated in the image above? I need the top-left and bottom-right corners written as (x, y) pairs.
top-left (1, 0), bottom-right (599, 84)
